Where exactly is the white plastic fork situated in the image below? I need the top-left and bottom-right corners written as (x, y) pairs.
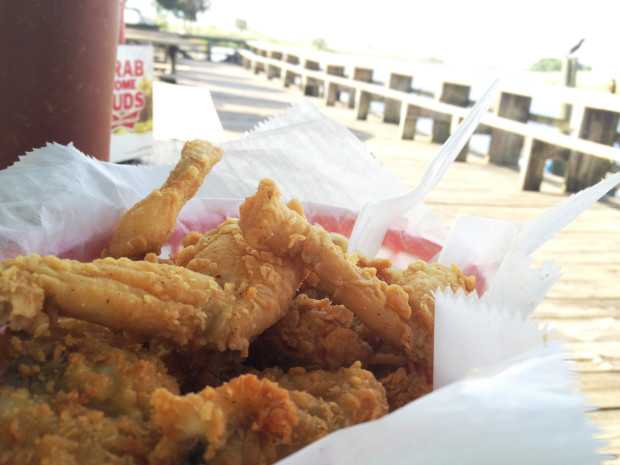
top-left (348, 78), bottom-right (501, 258)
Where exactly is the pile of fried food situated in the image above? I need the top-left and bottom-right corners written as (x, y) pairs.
top-left (0, 140), bottom-right (475, 465)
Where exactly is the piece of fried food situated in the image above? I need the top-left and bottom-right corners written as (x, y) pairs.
top-left (1, 217), bottom-right (305, 354)
top-left (0, 319), bottom-right (179, 465)
top-left (158, 346), bottom-right (249, 394)
top-left (394, 260), bottom-right (475, 381)
top-left (239, 179), bottom-right (416, 358)
top-left (102, 139), bottom-right (223, 260)
top-left (238, 179), bottom-right (475, 378)
top-left (249, 293), bottom-right (375, 371)
top-left (149, 362), bottom-right (388, 465)
top-left (377, 364), bottom-right (432, 411)
top-left (1, 254), bottom-right (214, 346)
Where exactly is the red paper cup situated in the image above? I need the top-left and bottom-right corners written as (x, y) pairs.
top-left (0, 1), bottom-right (121, 169)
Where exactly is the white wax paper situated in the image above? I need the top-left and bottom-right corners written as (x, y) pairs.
top-left (0, 100), bottom-right (446, 262)
top-left (279, 343), bottom-right (602, 465)
top-left (0, 100), bottom-right (615, 464)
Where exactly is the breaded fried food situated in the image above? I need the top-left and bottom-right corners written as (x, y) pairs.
top-left (250, 293), bottom-right (374, 371)
top-left (377, 364), bottom-right (432, 411)
top-left (0, 319), bottom-right (179, 465)
top-left (239, 179), bottom-right (416, 359)
top-left (1, 254), bottom-right (214, 346)
top-left (0, 139), bottom-right (469, 465)
top-left (102, 139), bottom-right (223, 260)
top-left (0, 218), bottom-right (305, 355)
top-left (149, 362), bottom-right (388, 465)
top-left (395, 260), bottom-right (475, 380)
top-left (239, 179), bottom-right (475, 378)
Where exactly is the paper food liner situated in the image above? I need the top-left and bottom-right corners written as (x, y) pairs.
top-left (1, 99), bottom-right (617, 464)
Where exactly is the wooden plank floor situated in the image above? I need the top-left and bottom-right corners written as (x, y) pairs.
top-left (171, 59), bottom-right (620, 463)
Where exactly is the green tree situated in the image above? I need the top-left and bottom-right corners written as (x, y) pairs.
top-left (530, 58), bottom-right (563, 72)
top-left (235, 18), bottom-right (247, 33)
top-left (530, 57), bottom-right (592, 72)
top-left (311, 38), bottom-right (328, 51)
top-left (155, 0), bottom-right (210, 21)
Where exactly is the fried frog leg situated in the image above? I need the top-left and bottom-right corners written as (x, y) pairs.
top-left (1, 254), bottom-right (216, 346)
top-left (239, 179), bottom-right (416, 355)
top-left (1, 146), bottom-right (307, 355)
top-left (102, 139), bottom-right (223, 260)
top-left (0, 221), bottom-right (305, 354)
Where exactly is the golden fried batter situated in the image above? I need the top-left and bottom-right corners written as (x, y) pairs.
top-left (149, 362), bottom-right (387, 465)
top-left (239, 179), bottom-right (416, 358)
top-left (0, 319), bottom-right (179, 465)
top-left (250, 293), bottom-right (374, 371)
top-left (0, 140), bottom-right (473, 465)
top-left (1, 218), bottom-right (305, 355)
top-left (173, 218), bottom-right (307, 352)
top-left (1, 254), bottom-right (214, 347)
top-left (377, 365), bottom-right (432, 411)
top-left (238, 179), bottom-right (475, 386)
top-left (395, 260), bottom-right (476, 380)
top-left (102, 139), bottom-right (223, 260)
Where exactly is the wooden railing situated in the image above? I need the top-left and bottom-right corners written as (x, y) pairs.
top-left (124, 27), bottom-right (249, 73)
top-left (180, 34), bottom-right (248, 63)
top-left (239, 42), bottom-right (620, 193)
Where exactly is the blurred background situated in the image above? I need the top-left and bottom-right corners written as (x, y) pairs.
top-left (124, 0), bottom-right (619, 93)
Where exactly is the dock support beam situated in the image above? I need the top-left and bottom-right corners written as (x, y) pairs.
top-left (282, 54), bottom-right (299, 87)
top-left (384, 73), bottom-right (413, 124)
top-left (565, 108), bottom-right (619, 192)
top-left (432, 82), bottom-right (470, 143)
top-left (324, 65), bottom-right (346, 105)
top-left (302, 59), bottom-right (321, 96)
top-left (487, 92), bottom-right (531, 166)
top-left (350, 67), bottom-right (373, 109)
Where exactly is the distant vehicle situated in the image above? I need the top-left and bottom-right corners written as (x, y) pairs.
top-left (124, 7), bottom-right (159, 30)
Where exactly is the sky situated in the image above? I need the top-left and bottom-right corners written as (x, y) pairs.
top-left (129, 0), bottom-right (620, 76)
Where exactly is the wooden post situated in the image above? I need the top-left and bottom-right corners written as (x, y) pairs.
top-left (519, 138), bottom-right (548, 191)
top-left (324, 65), bottom-right (345, 105)
top-left (432, 82), bottom-right (470, 142)
top-left (355, 91), bottom-right (371, 120)
top-left (241, 53), bottom-right (251, 69)
top-left (267, 51), bottom-right (282, 79)
top-left (282, 54), bottom-right (299, 87)
top-left (205, 38), bottom-right (212, 61)
top-left (430, 82), bottom-right (470, 160)
top-left (384, 73), bottom-right (412, 124)
top-left (487, 91), bottom-right (531, 166)
top-left (398, 103), bottom-right (420, 140)
top-left (303, 59), bottom-right (321, 96)
top-left (349, 67), bottom-right (373, 108)
top-left (450, 115), bottom-right (470, 162)
top-left (166, 45), bottom-right (178, 74)
top-left (325, 81), bottom-right (338, 106)
top-left (253, 60), bottom-right (264, 75)
top-left (564, 107), bottom-right (618, 192)
top-left (559, 56), bottom-right (578, 122)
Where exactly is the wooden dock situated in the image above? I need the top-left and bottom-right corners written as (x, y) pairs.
top-left (238, 42), bottom-right (620, 195)
top-left (170, 58), bottom-right (620, 463)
